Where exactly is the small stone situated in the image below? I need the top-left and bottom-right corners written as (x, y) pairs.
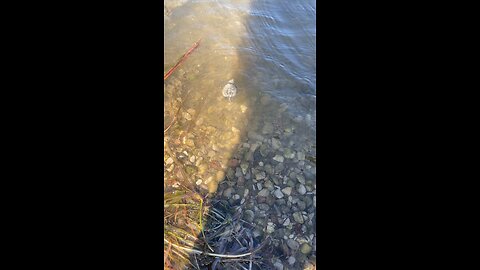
top-left (223, 187), bottom-right (233, 198)
top-left (286, 239), bottom-right (299, 250)
top-left (255, 171), bottom-right (266, 180)
top-left (165, 157), bottom-right (174, 165)
top-left (258, 189), bottom-right (269, 197)
top-left (256, 182), bottom-right (263, 190)
top-left (283, 218), bottom-right (291, 226)
top-left (297, 184), bottom-right (307, 195)
top-left (273, 261), bottom-right (283, 270)
top-left (233, 194), bottom-right (240, 200)
top-left (195, 179), bottom-right (202, 185)
top-left (240, 163), bottom-right (249, 175)
top-left (259, 161), bottom-right (264, 166)
top-left (240, 104), bottom-right (248, 113)
top-left (300, 243), bottom-right (312, 254)
top-left (297, 152), bottom-right (305, 161)
top-left (281, 187), bottom-right (292, 195)
top-left (189, 155), bottom-right (196, 163)
top-left (244, 210), bottom-right (254, 223)
top-left (266, 222), bottom-right (275, 234)
top-left (296, 175), bottom-right (306, 184)
top-left (183, 112), bottom-right (192, 120)
top-left (284, 148), bottom-right (295, 159)
top-left (274, 189), bottom-right (284, 199)
top-left (288, 256), bottom-right (296, 265)
top-left (244, 188), bottom-right (249, 197)
top-left (293, 212), bottom-right (304, 224)
top-left (273, 155), bottom-right (284, 162)
top-left (271, 138), bottom-right (281, 149)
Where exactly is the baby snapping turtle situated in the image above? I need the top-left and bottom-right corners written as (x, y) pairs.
top-left (222, 79), bottom-right (237, 102)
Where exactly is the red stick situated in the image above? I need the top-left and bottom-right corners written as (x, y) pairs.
top-left (164, 39), bottom-right (202, 81)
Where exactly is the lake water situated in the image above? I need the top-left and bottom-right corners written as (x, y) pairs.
top-left (164, 0), bottom-right (316, 269)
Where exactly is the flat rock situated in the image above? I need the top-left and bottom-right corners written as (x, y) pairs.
top-left (286, 239), bottom-right (299, 250)
top-left (273, 155), bottom-right (284, 162)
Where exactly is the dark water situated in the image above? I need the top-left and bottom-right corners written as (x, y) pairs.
top-left (164, 0), bottom-right (316, 269)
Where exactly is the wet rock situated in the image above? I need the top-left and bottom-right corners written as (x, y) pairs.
top-left (288, 256), bottom-right (296, 265)
top-left (283, 217), bottom-right (291, 226)
top-left (286, 239), bottom-right (299, 250)
top-left (256, 182), bottom-right (263, 190)
top-left (297, 151), bottom-right (305, 161)
top-left (274, 189), bottom-right (284, 199)
top-left (233, 194), bottom-right (240, 200)
top-left (300, 243), bottom-right (312, 254)
top-left (273, 155), bottom-right (284, 162)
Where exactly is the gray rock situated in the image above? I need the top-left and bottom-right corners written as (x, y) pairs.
top-left (300, 243), bottom-right (312, 254)
top-left (293, 212), bottom-right (304, 224)
top-left (258, 189), bottom-right (269, 197)
top-left (286, 239), bottom-right (299, 250)
top-left (288, 256), bottom-right (296, 265)
top-left (244, 210), bottom-right (254, 223)
top-left (223, 187), bottom-right (233, 198)
top-left (271, 138), bottom-right (281, 149)
top-left (273, 155), bottom-right (284, 162)
top-left (255, 171), bottom-right (266, 180)
top-left (273, 261), bottom-right (284, 270)
top-left (258, 203), bottom-right (270, 211)
top-left (284, 148), bottom-right (295, 159)
top-left (297, 184), bottom-right (307, 195)
top-left (281, 187), bottom-right (292, 195)
top-left (274, 189), bottom-right (284, 199)
top-left (297, 152), bottom-right (305, 161)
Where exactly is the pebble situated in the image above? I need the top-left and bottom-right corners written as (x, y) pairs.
top-left (274, 189), bottom-right (284, 199)
top-left (255, 171), bottom-right (266, 180)
top-left (286, 239), bottom-right (299, 250)
top-left (223, 187), bottom-right (233, 198)
top-left (257, 182), bottom-right (263, 190)
top-left (165, 157), bottom-right (174, 165)
top-left (244, 210), bottom-right (254, 223)
top-left (195, 179), bottom-right (202, 185)
top-left (296, 175), bottom-right (306, 184)
top-left (293, 212), bottom-right (304, 224)
top-left (189, 155), bottom-right (196, 163)
top-left (273, 155), bottom-right (284, 162)
top-left (297, 151), bottom-right (305, 160)
top-left (287, 256), bottom-right (296, 265)
top-left (266, 222), bottom-right (275, 234)
top-left (271, 138), bottom-right (281, 149)
top-left (240, 104), bottom-right (248, 113)
top-left (300, 243), bottom-right (312, 254)
top-left (233, 194), bottom-right (240, 200)
top-left (258, 189), bottom-right (269, 197)
top-left (273, 261), bottom-right (284, 270)
top-left (284, 148), bottom-right (295, 159)
top-left (281, 187), bottom-right (292, 195)
top-left (297, 184), bottom-right (307, 195)
top-left (283, 217), bottom-right (291, 226)
top-left (240, 163), bottom-right (249, 175)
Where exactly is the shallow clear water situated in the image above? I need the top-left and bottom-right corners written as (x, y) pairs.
top-left (164, 0), bottom-right (316, 269)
